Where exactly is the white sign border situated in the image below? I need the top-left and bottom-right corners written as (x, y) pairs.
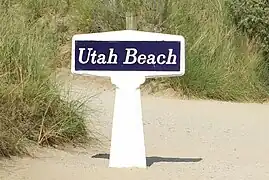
top-left (71, 30), bottom-right (185, 78)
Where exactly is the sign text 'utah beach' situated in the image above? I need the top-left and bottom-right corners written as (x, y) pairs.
top-left (72, 30), bottom-right (185, 77)
top-left (76, 41), bottom-right (180, 71)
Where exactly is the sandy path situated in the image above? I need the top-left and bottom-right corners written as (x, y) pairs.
top-left (1, 69), bottom-right (269, 180)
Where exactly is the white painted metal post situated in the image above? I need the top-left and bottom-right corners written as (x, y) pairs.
top-left (108, 12), bottom-right (147, 168)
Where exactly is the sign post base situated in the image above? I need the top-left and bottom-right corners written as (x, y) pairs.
top-left (109, 76), bottom-right (147, 168)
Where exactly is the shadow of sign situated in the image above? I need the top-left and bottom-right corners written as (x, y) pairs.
top-left (92, 153), bottom-right (202, 167)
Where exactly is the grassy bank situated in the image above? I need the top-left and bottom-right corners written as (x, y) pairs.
top-left (0, 2), bottom-right (92, 158)
top-left (153, 0), bottom-right (269, 102)
top-left (63, 0), bottom-right (269, 102)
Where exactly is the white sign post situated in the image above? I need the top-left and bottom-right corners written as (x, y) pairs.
top-left (71, 14), bottom-right (185, 169)
top-left (109, 75), bottom-right (147, 168)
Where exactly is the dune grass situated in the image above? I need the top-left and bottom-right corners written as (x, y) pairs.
top-left (0, 2), bottom-right (92, 158)
top-left (154, 0), bottom-right (269, 102)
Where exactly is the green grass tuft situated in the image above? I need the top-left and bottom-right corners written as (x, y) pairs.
top-left (0, 2), bottom-right (92, 158)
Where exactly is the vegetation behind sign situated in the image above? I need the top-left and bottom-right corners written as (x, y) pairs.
top-left (1, 0), bottom-right (269, 158)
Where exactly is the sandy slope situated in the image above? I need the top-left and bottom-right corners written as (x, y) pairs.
top-left (1, 69), bottom-right (269, 180)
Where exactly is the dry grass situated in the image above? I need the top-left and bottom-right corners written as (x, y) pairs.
top-left (0, 1), bottom-right (93, 158)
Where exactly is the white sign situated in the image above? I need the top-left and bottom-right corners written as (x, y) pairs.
top-left (72, 30), bottom-right (185, 168)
